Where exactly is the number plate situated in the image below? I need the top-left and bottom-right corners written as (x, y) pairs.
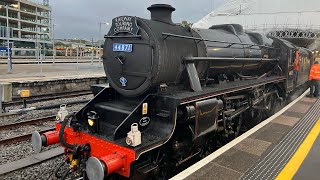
top-left (113, 43), bottom-right (133, 52)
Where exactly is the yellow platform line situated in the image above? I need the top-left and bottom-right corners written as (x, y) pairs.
top-left (276, 118), bottom-right (320, 180)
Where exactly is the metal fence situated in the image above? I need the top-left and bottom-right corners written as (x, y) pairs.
top-left (244, 24), bottom-right (320, 32)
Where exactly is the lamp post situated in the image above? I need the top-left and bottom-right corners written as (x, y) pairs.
top-left (91, 38), bottom-right (94, 65)
top-left (1, 4), bottom-right (19, 73)
top-left (52, 24), bottom-right (56, 64)
top-left (98, 22), bottom-right (110, 66)
top-left (5, 6), bottom-right (11, 73)
top-left (37, 31), bottom-right (47, 75)
top-left (35, 30), bottom-right (38, 63)
top-left (98, 22), bottom-right (110, 43)
top-left (41, 27), bottom-right (51, 62)
top-left (76, 44), bottom-right (79, 71)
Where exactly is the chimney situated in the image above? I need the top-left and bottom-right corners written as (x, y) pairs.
top-left (147, 4), bottom-right (175, 24)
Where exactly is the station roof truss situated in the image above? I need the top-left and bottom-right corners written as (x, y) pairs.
top-left (193, 0), bottom-right (320, 47)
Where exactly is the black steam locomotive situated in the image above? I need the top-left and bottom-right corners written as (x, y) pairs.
top-left (32, 4), bottom-right (312, 180)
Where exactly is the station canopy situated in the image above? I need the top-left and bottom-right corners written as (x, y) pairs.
top-left (193, 0), bottom-right (320, 33)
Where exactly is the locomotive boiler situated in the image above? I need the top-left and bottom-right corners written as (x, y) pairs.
top-left (104, 4), bottom-right (276, 96)
top-left (32, 4), bottom-right (312, 180)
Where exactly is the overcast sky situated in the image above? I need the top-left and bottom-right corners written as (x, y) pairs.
top-left (50, 0), bottom-right (225, 40)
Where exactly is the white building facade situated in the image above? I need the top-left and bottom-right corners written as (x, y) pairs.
top-left (0, 0), bottom-right (51, 56)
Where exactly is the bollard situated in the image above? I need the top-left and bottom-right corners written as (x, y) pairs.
top-left (0, 83), bottom-right (12, 114)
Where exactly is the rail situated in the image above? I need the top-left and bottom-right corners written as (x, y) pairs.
top-left (0, 147), bottom-right (63, 176)
top-left (0, 115), bottom-right (56, 131)
top-left (0, 128), bottom-right (55, 145)
top-left (4, 90), bottom-right (92, 107)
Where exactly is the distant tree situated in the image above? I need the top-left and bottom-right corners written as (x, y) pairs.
top-left (181, 20), bottom-right (193, 27)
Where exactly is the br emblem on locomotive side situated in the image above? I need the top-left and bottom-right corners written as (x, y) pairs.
top-left (119, 77), bottom-right (127, 86)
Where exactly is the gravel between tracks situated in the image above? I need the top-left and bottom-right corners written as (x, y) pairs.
top-left (0, 121), bottom-right (55, 140)
top-left (0, 94), bottom-right (93, 167)
top-left (0, 140), bottom-right (59, 165)
top-left (0, 94), bottom-right (93, 126)
top-left (0, 155), bottom-right (65, 180)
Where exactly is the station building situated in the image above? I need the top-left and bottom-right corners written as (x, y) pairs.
top-left (54, 39), bottom-right (103, 58)
top-left (0, 0), bottom-right (51, 56)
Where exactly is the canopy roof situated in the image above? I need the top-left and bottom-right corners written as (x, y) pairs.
top-left (193, 0), bottom-right (320, 31)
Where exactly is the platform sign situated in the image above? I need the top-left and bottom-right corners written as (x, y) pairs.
top-left (0, 47), bottom-right (11, 52)
top-left (110, 16), bottom-right (139, 35)
top-left (19, 90), bottom-right (30, 98)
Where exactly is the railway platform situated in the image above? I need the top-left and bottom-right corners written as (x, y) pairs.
top-left (172, 90), bottom-right (320, 180)
top-left (0, 63), bottom-right (106, 98)
top-left (0, 58), bottom-right (101, 64)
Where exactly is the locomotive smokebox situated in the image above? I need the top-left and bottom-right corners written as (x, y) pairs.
top-left (147, 4), bottom-right (175, 24)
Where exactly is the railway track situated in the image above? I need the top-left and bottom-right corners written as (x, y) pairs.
top-left (0, 115), bottom-right (56, 145)
top-left (0, 115), bottom-right (56, 131)
top-left (0, 97), bottom-right (88, 178)
top-left (0, 116), bottom-right (63, 177)
top-left (4, 90), bottom-right (92, 107)
top-left (0, 128), bottom-right (55, 145)
top-left (0, 147), bottom-right (64, 176)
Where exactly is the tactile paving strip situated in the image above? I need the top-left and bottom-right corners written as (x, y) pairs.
top-left (241, 99), bottom-right (320, 180)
